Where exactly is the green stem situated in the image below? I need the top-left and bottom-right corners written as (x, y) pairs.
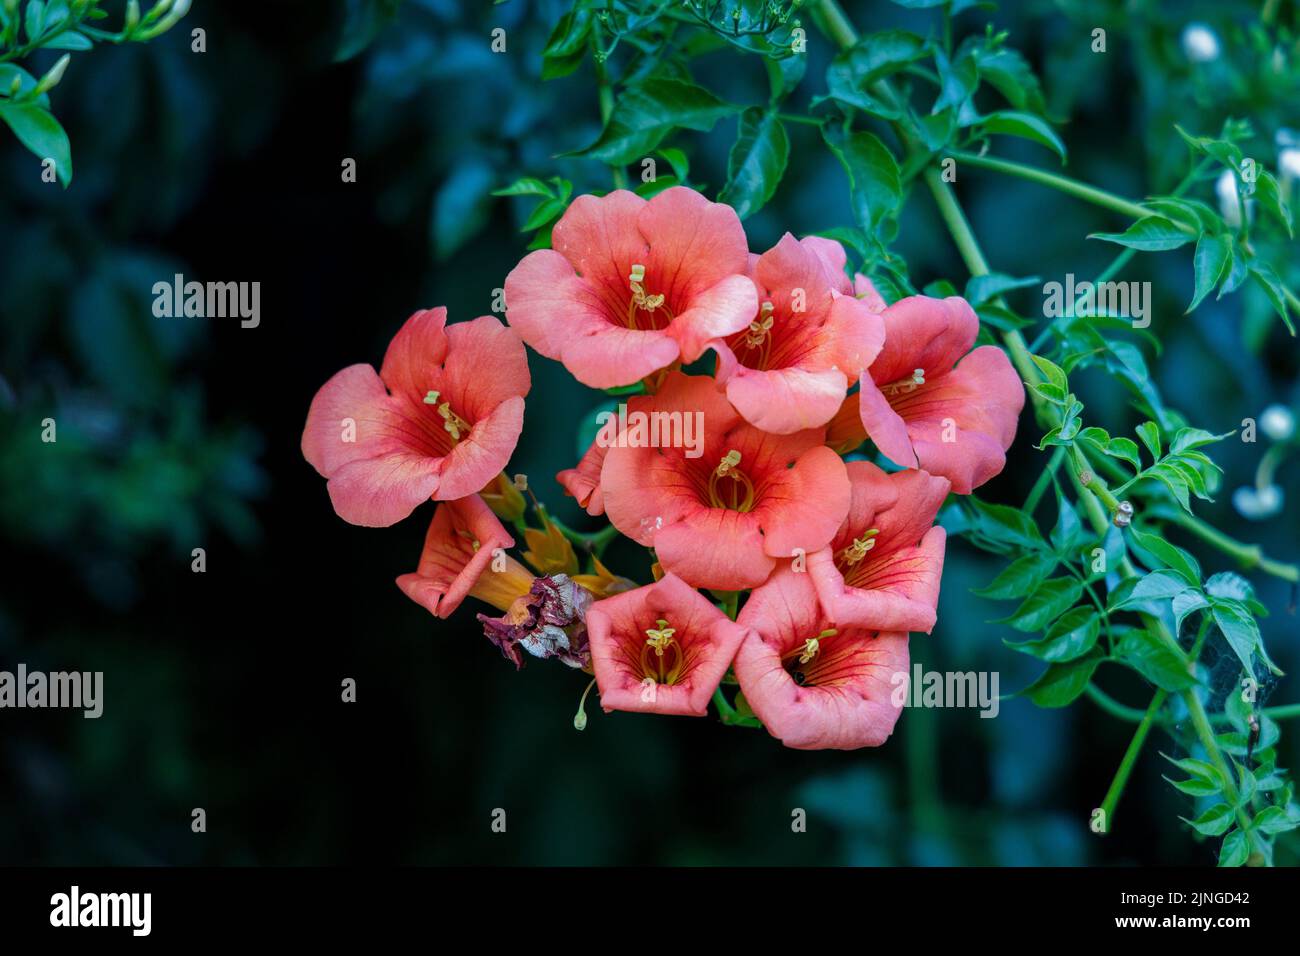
top-left (1023, 445), bottom-right (1066, 515)
top-left (1089, 684), bottom-right (1300, 725)
top-left (1186, 683), bottom-right (1268, 862)
top-left (1071, 444), bottom-right (1122, 513)
top-left (551, 518), bottom-right (620, 555)
top-left (592, 32), bottom-right (628, 191)
top-left (810, 0), bottom-right (859, 48)
top-left (1086, 684), bottom-right (1152, 723)
top-left (1155, 507), bottom-right (1300, 583)
top-left (1098, 689), bottom-right (1166, 833)
top-left (948, 150), bottom-right (1161, 225)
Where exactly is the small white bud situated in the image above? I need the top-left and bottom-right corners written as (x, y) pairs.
top-left (1181, 23), bottom-right (1220, 63)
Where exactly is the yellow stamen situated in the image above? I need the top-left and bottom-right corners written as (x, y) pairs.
top-left (715, 449), bottom-right (742, 478)
top-left (626, 262), bottom-right (671, 327)
top-left (880, 368), bottom-right (926, 396)
top-left (707, 450), bottom-right (755, 512)
top-left (640, 618), bottom-right (684, 684)
top-left (644, 618), bottom-right (677, 656)
top-left (436, 401), bottom-right (471, 442)
top-left (839, 529), bottom-right (880, 566)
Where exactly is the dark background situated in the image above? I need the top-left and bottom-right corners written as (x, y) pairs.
top-left (1, 0), bottom-right (1298, 865)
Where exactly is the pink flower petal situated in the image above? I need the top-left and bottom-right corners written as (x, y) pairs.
top-left (808, 461), bottom-right (949, 632)
top-left (302, 363), bottom-right (446, 526)
top-left (379, 308), bottom-right (450, 406)
top-left (867, 295), bottom-right (978, 387)
top-left (438, 315), bottom-right (531, 422)
top-left (666, 273), bottom-right (758, 364)
top-left (503, 248), bottom-right (620, 361)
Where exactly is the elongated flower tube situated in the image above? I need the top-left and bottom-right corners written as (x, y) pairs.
top-left (395, 493), bottom-right (533, 619)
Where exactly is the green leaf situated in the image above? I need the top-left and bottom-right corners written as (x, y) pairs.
top-left (1171, 590), bottom-right (1210, 635)
top-left (1135, 421), bottom-right (1161, 461)
top-left (1110, 570), bottom-right (1192, 611)
top-left (1205, 572), bottom-right (1254, 603)
top-left (718, 108), bottom-right (789, 220)
top-left (1235, 761), bottom-right (1256, 808)
top-left (1028, 352), bottom-right (1067, 392)
top-left (657, 147), bottom-right (690, 182)
top-left (1170, 426), bottom-right (1232, 454)
top-left (1116, 629), bottom-right (1197, 691)
top-left (973, 552), bottom-right (1058, 600)
top-left (1164, 774), bottom-right (1223, 797)
top-left (1217, 828), bottom-right (1249, 867)
top-left (973, 45), bottom-right (1046, 114)
top-left (1253, 169), bottom-right (1293, 237)
top-left (825, 30), bottom-right (927, 113)
top-left (964, 496), bottom-right (1046, 550)
top-left (1211, 601), bottom-right (1260, 682)
top-left (1003, 577), bottom-right (1083, 632)
top-left (821, 126), bottom-right (902, 237)
top-left (42, 30), bottom-right (93, 50)
top-left (1127, 527), bottom-right (1200, 584)
top-left (1182, 802), bottom-right (1234, 837)
top-left (1218, 242), bottom-right (1248, 298)
top-left (914, 108), bottom-right (956, 152)
top-left (1050, 493), bottom-right (1086, 553)
top-left (492, 177), bottom-right (555, 199)
top-left (1005, 606), bottom-right (1100, 662)
top-left (1254, 806), bottom-right (1299, 835)
top-left (572, 79), bottom-right (736, 166)
top-left (1076, 427), bottom-right (1140, 473)
top-left (543, 6), bottom-right (592, 58)
top-left (1187, 233), bottom-right (1231, 313)
top-left (1247, 262), bottom-right (1296, 335)
top-left (764, 53), bottom-right (806, 103)
top-left (1161, 753), bottom-right (1226, 790)
top-left (965, 272), bottom-right (1041, 306)
top-left (0, 64), bottom-right (49, 107)
top-left (1089, 217), bottom-right (1193, 251)
top-left (1019, 650), bottom-right (1103, 707)
top-left (24, 0), bottom-right (44, 45)
top-left (520, 196), bottom-right (566, 232)
top-left (1143, 196), bottom-right (1222, 234)
top-left (931, 47), bottom-right (977, 115)
top-left (0, 101), bottom-right (71, 186)
top-left (979, 110), bottom-right (1067, 162)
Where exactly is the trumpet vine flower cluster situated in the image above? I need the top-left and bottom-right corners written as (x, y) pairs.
top-left (302, 186), bottom-right (1025, 750)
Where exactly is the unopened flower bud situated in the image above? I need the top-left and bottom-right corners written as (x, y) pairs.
top-left (33, 54), bottom-right (71, 95)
